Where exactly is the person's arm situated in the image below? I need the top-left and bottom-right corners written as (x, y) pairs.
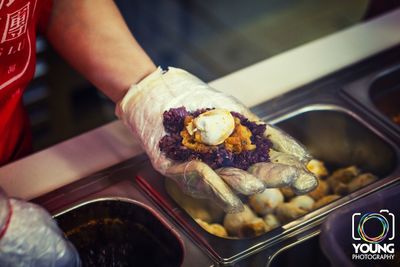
top-left (45, 0), bottom-right (156, 103)
top-left (45, 1), bottom-right (318, 213)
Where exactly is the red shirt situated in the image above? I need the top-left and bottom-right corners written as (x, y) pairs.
top-left (0, 0), bottom-right (51, 166)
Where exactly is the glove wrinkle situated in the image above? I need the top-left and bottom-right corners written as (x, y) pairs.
top-left (116, 66), bottom-right (316, 213)
top-left (269, 149), bottom-right (318, 193)
top-left (166, 161), bottom-right (244, 213)
top-left (216, 167), bottom-right (265, 195)
top-left (249, 162), bottom-right (297, 188)
top-left (265, 125), bottom-right (311, 163)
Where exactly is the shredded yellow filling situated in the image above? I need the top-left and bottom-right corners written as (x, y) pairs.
top-left (180, 116), bottom-right (256, 153)
top-left (224, 117), bottom-right (256, 153)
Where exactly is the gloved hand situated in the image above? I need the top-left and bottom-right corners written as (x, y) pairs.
top-left (116, 67), bottom-right (318, 213)
top-left (0, 188), bottom-right (80, 267)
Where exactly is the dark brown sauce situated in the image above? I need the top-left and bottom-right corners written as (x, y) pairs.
top-left (65, 217), bottom-right (180, 267)
top-left (372, 86), bottom-right (400, 126)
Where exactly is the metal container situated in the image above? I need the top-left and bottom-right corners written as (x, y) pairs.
top-left (53, 198), bottom-right (184, 267)
top-left (269, 236), bottom-right (327, 267)
top-left (136, 104), bottom-right (400, 266)
top-left (33, 48), bottom-right (400, 266)
top-left (34, 156), bottom-right (214, 267)
top-left (342, 64), bottom-right (400, 133)
top-left (269, 105), bottom-right (396, 177)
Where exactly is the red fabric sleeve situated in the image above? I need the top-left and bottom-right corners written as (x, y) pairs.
top-left (37, 0), bottom-right (53, 34)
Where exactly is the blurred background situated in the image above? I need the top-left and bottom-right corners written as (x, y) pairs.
top-left (27, 0), bottom-right (398, 151)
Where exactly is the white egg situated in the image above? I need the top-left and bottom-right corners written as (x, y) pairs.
top-left (192, 109), bottom-right (235, 145)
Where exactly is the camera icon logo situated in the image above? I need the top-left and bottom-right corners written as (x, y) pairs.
top-left (352, 209), bottom-right (395, 244)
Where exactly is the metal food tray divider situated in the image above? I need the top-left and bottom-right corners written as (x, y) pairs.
top-left (33, 47), bottom-right (400, 267)
top-left (136, 57), bottom-right (400, 265)
top-left (342, 63), bottom-right (400, 135)
top-left (136, 103), bottom-right (400, 266)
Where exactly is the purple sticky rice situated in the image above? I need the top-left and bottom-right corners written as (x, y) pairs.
top-left (159, 107), bottom-right (271, 170)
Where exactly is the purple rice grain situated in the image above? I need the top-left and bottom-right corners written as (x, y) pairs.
top-left (159, 107), bottom-right (271, 170)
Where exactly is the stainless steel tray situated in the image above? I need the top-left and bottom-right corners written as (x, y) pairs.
top-left (34, 156), bottom-right (214, 267)
top-left (342, 64), bottom-right (400, 135)
top-left (53, 198), bottom-right (184, 267)
top-left (136, 103), bottom-right (400, 266)
top-left (34, 48), bottom-right (400, 266)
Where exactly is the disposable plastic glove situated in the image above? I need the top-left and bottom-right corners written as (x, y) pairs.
top-left (0, 188), bottom-right (80, 267)
top-left (116, 67), bottom-right (318, 213)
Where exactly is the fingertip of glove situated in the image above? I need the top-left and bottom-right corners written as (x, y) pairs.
top-left (224, 202), bottom-right (245, 214)
top-left (292, 171), bottom-right (318, 195)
